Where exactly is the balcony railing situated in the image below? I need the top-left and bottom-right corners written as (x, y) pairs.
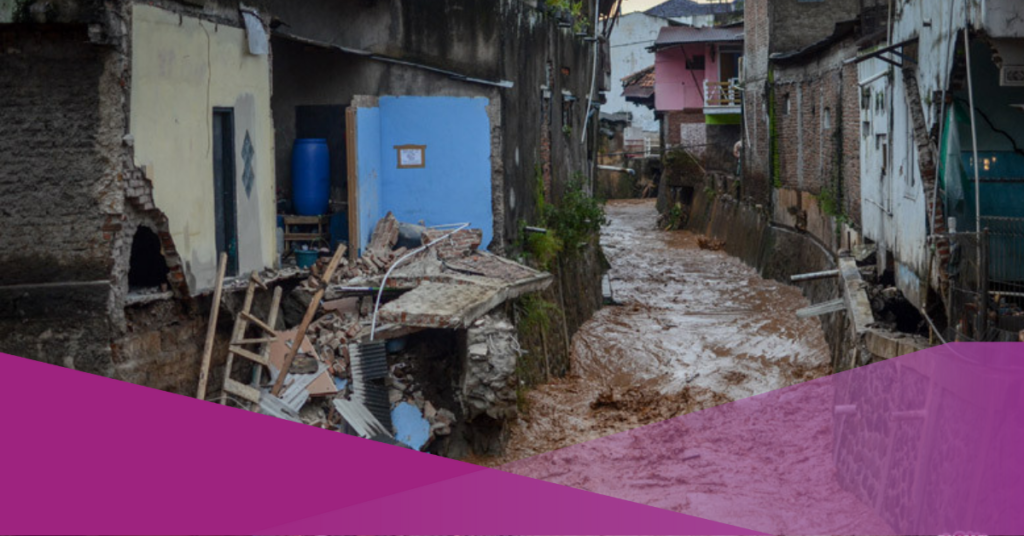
top-left (704, 78), bottom-right (742, 109)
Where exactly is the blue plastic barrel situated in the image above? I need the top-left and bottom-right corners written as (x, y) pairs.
top-left (291, 138), bottom-right (330, 216)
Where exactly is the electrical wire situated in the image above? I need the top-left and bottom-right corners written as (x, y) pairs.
top-left (369, 222), bottom-right (471, 340)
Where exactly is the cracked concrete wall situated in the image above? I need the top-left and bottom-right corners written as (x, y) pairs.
top-left (129, 3), bottom-right (276, 295)
top-left (0, 25), bottom-right (122, 374)
top-left (0, 1), bottom-right (235, 395)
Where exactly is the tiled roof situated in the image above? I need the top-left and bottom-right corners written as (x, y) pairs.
top-left (645, 0), bottom-right (737, 18)
top-left (621, 65), bottom-right (656, 100)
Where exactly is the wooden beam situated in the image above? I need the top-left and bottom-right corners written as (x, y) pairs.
top-left (252, 286), bottom-right (283, 388)
top-left (221, 274), bottom-right (259, 405)
top-left (346, 107), bottom-right (360, 263)
top-left (196, 253), bottom-right (228, 401)
top-left (271, 246), bottom-right (348, 396)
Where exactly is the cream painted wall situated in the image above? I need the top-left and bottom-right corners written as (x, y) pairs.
top-left (130, 3), bottom-right (275, 294)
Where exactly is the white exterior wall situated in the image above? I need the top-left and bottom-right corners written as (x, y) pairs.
top-left (607, 12), bottom-right (672, 133)
top-left (858, 0), bottom-right (1020, 306)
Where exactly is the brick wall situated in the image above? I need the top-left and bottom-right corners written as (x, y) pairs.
top-left (664, 110), bottom-right (706, 148)
top-left (772, 37), bottom-right (861, 233)
top-left (0, 27), bottom-right (116, 286)
top-left (842, 62), bottom-right (862, 228)
top-left (422, 229), bottom-right (484, 260)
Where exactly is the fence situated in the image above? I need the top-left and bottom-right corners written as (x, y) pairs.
top-left (946, 218), bottom-right (1024, 341)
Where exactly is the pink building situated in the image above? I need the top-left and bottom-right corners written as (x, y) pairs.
top-left (649, 24), bottom-right (743, 152)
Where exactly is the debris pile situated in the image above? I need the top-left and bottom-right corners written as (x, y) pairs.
top-left (198, 211), bottom-right (553, 454)
top-left (697, 236), bottom-right (726, 251)
top-left (462, 312), bottom-right (519, 422)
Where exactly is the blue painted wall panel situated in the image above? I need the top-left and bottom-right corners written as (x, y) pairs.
top-left (356, 107), bottom-right (383, 251)
top-left (379, 96), bottom-right (493, 248)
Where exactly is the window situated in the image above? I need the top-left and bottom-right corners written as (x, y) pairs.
top-left (686, 55), bottom-right (706, 71)
top-left (784, 95), bottom-right (791, 115)
top-left (824, 108), bottom-right (832, 130)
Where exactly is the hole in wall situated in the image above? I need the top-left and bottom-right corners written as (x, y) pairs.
top-left (128, 226), bottom-right (170, 291)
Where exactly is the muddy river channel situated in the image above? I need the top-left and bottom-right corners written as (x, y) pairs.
top-left (487, 199), bottom-right (833, 462)
top-left (473, 200), bottom-right (894, 534)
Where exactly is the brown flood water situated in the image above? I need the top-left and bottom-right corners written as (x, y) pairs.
top-left (479, 199), bottom-right (833, 464)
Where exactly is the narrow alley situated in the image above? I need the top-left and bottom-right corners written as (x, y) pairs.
top-left (487, 199), bottom-right (833, 463)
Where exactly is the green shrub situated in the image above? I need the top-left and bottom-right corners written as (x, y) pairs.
top-left (547, 180), bottom-right (608, 254)
top-left (525, 230), bottom-right (563, 270)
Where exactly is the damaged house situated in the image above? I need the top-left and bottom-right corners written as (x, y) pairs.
top-left (0, 0), bottom-right (616, 456)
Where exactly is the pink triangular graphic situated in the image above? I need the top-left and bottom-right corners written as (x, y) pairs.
top-left (502, 343), bottom-right (1024, 536)
top-left (0, 353), bottom-right (762, 535)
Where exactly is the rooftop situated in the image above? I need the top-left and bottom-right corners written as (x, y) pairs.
top-left (645, 0), bottom-right (738, 19)
top-left (650, 24), bottom-right (744, 50)
top-left (621, 65), bottom-right (656, 100)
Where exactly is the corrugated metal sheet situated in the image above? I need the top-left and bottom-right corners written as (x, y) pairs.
top-left (363, 383), bottom-right (393, 432)
top-left (351, 341), bottom-right (388, 381)
top-left (264, 363), bottom-right (327, 412)
top-left (332, 398), bottom-right (391, 440)
top-left (259, 394), bottom-right (302, 423)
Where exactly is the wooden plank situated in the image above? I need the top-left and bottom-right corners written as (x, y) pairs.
top-left (346, 106), bottom-right (360, 262)
top-left (233, 337), bottom-right (276, 345)
top-left (229, 345), bottom-right (269, 366)
top-left (240, 311), bottom-right (276, 334)
top-left (796, 298), bottom-right (846, 318)
top-left (282, 215), bottom-right (326, 225)
top-left (252, 286), bottom-right (282, 388)
top-left (220, 275), bottom-right (259, 406)
top-left (271, 246), bottom-right (347, 396)
top-left (224, 378), bottom-right (261, 404)
top-left (196, 253), bottom-right (228, 401)
top-left (284, 233), bottom-right (326, 241)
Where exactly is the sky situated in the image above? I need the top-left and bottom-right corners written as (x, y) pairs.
top-left (621, 0), bottom-right (717, 14)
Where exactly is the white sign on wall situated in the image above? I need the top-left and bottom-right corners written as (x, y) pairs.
top-left (1001, 65), bottom-right (1024, 86)
top-left (395, 144), bottom-right (426, 169)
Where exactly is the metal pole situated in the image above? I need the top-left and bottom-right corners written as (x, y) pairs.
top-left (790, 269), bottom-right (841, 282)
top-left (978, 228), bottom-right (989, 340)
top-left (964, 20), bottom-right (982, 239)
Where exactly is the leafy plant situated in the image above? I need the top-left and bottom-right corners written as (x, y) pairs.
top-left (519, 294), bottom-right (560, 333)
top-left (525, 230), bottom-right (564, 270)
top-left (547, 180), bottom-right (608, 254)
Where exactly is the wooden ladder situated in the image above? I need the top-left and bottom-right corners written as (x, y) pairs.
top-left (220, 272), bottom-right (283, 408)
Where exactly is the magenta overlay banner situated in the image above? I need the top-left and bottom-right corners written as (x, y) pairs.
top-left (1, 343), bottom-right (1022, 535)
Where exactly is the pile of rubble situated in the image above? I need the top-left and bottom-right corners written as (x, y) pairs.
top-left (202, 211), bottom-right (552, 453)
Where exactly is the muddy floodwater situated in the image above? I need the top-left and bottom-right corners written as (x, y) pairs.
top-left (485, 199), bottom-right (834, 463)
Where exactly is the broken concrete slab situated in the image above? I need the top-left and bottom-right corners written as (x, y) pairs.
top-left (378, 281), bottom-right (503, 329)
top-left (839, 257), bottom-right (874, 335)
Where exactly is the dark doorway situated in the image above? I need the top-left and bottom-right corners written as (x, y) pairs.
top-left (720, 49), bottom-right (742, 81)
top-left (128, 226), bottom-right (170, 290)
top-left (296, 105), bottom-right (347, 208)
top-left (213, 108), bottom-right (239, 276)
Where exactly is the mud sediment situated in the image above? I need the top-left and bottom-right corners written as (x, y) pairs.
top-left (481, 199), bottom-right (833, 464)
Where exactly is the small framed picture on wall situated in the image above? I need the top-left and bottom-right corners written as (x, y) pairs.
top-left (395, 144), bottom-right (426, 169)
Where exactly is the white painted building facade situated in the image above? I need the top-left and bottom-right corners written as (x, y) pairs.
top-left (858, 0), bottom-right (1024, 308)
top-left (607, 12), bottom-right (675, 135)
